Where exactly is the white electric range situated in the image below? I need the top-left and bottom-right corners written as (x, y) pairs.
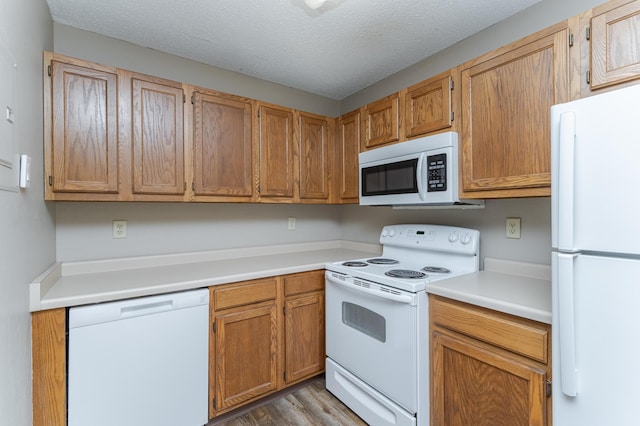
top-left (325, 224), bottom-right (480, 426)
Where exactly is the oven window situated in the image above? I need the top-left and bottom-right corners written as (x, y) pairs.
top-left (361, 159), bottom-right (418, 196)
top-left (341, 302), bottom-right (386, 342)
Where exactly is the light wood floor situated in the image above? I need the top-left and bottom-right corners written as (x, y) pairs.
top-left (209, 377), bottom-right (367, 426)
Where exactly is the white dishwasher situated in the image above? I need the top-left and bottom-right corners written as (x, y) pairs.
top-left (67, 288), bottom-right (209, 426)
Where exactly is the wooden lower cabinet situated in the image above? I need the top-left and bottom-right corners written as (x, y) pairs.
top-left (430, 295), bottom-right (551, 426)
top-left (209, 270), bottom-right (325, 418)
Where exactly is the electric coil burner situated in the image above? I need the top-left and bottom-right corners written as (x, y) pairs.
top-left (325, 224), bottom-right (480, 426)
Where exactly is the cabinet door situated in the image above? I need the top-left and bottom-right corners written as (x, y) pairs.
top-left (460, 23), bottom-right (569, 197)
top-left (362, 93), bottom-right (399, 150)
top-left (131, 74), bottom-right (185, 195)
top-left (192, 91), bottom-right (253, 198)
top-left (299, 112), bottom-right (329, 201)
top-left (432, 331), bottom-right (547, 426)
top-left (404, 72), bottom-right (453, 138)
top-left (258, 104), bottom-right (295, 198)
top-left (336, 110), bottom-right (360, 202)
top-left (50, 60), bottom-right (118, 194)
top-left (590, 0), bottom-right (640, 89)
top-left (284, 292), bottom-right (324, 384)
top-left (214, 303), bottom-right (278, 412)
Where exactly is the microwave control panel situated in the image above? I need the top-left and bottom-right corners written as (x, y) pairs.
top-left (427, 153), bottom-right (447, 192)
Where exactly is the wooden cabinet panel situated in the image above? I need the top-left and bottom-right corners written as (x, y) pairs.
top-left (404, 72), bottom-right (453, 138)
top-left (432, 331), bottom-right (547, 426)
top-left (590, 0), bottom-right (640, 89)
top-left (362, 93), bottom-right (399, 150)
top-left (299, 112), bottom-right (330, 201)
top-left (259, 104), bottom-right (295, 198)
top-left (284, 292), bottom-right (324, 384)
top-left (32, 308), bottom-right (66, 426)
top-left (49, 60), bottom-right (118, 194)
top-left (284, 270), bottom-right (325, 296)
top-left (336, 109), bottom-right (361, 202)
top-left (192, 90), bottom-right (253, 198)
top-left (460, 23), bottom-right (569, 198)
top-left (131, 74), bottom-right (185, 195)
top-left (213, 278), bottom-right (277, 311)
top-left (214, 303), bottom-right (279, 412)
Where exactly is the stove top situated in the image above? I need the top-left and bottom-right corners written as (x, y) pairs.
top-left (327, 224), bottom-right (479, 292)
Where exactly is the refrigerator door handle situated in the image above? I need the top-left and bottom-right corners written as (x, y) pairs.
top-left (558, 112), bottom-right (576, 249)
top-left (558, 252), bottom-right (578, 397)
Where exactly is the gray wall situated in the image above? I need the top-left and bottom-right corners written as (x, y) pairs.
top-left (0, 0), bottom-right (54, 425)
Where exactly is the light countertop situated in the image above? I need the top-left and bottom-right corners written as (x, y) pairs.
top-left (30, 240), bottom-right (380, 312)
top-left (31, 244), bottom-right (551, 324)
top-left (426, 257), bottom-right (551, 324)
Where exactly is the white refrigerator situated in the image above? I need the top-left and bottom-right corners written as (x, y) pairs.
top-left (551, 84), bottom-right (640, 425)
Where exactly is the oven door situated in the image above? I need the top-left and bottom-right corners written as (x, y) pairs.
top-left (325, 271), bottom-right (418, 413)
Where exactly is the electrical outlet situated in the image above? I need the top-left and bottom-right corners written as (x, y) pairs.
top-left (288, 217), bottom-right (296, 230)
top-left (112, 220), bottom-right (127, 239)
top-left (506, 217), bottom-right (521, 239)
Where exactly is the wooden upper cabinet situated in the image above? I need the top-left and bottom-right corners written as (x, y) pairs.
top-left (590, 0), bottom-right (640, 90)
top-left (459, 22), bottom-right (570, 198)
top-left (403, 71), bottom-right (454, 139)
top-left (130, 73), bottom-right (185, 195)
top-left (192, 90), bottom-right (254, 199)
top-left (258, 104), bottom-right (295, 199)
top-left (48, 58), bottom-right (119, 195)
top-left (298, 112), bottom-right (330, 201)
top-left (336, 110), bottom-right (361, 203)
top-left (362, 93), bottom-right (399, 150)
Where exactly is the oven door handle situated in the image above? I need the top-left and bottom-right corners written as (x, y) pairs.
top-left (326, 272), bottom-right (415, 305)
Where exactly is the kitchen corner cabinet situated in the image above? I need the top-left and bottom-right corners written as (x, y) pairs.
top-left (430, 295), bottom-right (551, 426)
top-left (283, 270), bottom-right (325, 384)
top-left (335, 109), bottom-right (361, 203)
top-left (362, 92), bottom-right (400, 150)
top-left (257, 103), bottom-right (296, 201)
top-left (45, 54), bottom-right (119, 200)
top-left (191, 88), bottom-right (255, 201)
top-left (298, 112), bottom-right (331, 202)
top-left (459, 22), bottom-right (570, 198)
top-left (402, 71), bottom-right (455, 139)
top-left (574, 0), bottom-right (640, 97)
top-left (209, 278), bottom-right (279, 416)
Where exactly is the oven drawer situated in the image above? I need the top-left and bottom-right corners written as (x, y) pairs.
top-left (430, 296), bottom-right (549, 363)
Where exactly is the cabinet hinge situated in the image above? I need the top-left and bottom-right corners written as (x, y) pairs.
top-left (47, 65), bottom-right (51, 77)
top-left (212, 323), bottom-right (216, 333)
top-left (184, 182), bottom-right (187, 191)
top-left (450, 111), bottom-right (454, 122)
top-left (546, 380), bottom-right (552, 397)
top-left (586, 26), bottom-right (591, 41)
top-left (449, 79), bottom-right (454, 90)
top-left (48, 176), bottom-right (52, 186)
top-left (283, 372), bottom-right (287, 381)
top-left (212, 397), bottom-right (216, 408)
top-left (183, 94), bottom-right (186, 103)
top-left (191, 94), bottom-right (195, 105)
top-left (586, 70), bottom-right (591, 85)
top-left (568, 33), bottom-right (574, 47)
top-left (257, 109), bottom-right (261, 118)
top-left (283, 306), bottom-right (286, 315)
top-left (192, 182), bottom-right (195, 191)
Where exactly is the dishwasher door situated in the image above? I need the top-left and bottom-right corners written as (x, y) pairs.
top-left (68, 289), bottom-right (209, 426)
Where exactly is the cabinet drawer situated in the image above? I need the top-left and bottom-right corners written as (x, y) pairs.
top-left (214, 278), bottom-right (277, 310)
top-left (284, 270), bottom-right (324, 296)
top-left (430, 296), bottom-right (549, 364)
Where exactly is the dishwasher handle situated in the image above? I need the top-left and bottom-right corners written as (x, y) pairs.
top-left (69, 289), bottom-right (209, 329)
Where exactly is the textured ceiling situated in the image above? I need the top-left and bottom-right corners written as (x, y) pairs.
top-left (46, 0), bottom-right (543, 100)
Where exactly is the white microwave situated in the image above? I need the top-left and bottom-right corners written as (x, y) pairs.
top-left (359, 132), bottom-right (483, 207)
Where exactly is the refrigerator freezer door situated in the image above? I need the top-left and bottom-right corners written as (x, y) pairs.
top-left (552, 253), bottom-right (640, 425)
top-left (551, 84), bottom-right (640, 255)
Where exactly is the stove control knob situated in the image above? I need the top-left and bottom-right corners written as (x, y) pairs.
top-left (460, 233), bottom-right (473, 245)
top-left (448, 232), bottom-right (459, 243)
top-left (388, 228), bottom-right (397, 237)
top-left (381, 229), bottom-right (389, 237)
